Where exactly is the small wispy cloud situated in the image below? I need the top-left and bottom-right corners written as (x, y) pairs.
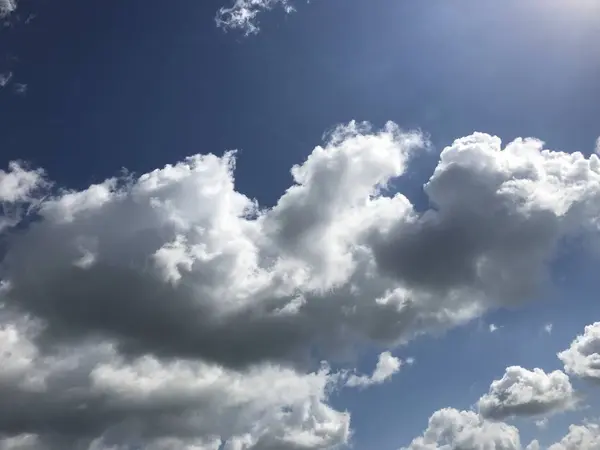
top-left (12, 82), bottom-right (26, 95)
top-left (536, 418), bottom-right (549, 429)
top-left (544, 323), bottom-right (553, 334)
top-left (595, 137), bottom-right (600, 155)
top-left (0, 71), bottom-right (12, 87)
top-left (216, 0), bottom-right (295, 35)
top-left (346, 352), bottom-right (404, 389)
top-left (489, 323), bottom-right (499, 333)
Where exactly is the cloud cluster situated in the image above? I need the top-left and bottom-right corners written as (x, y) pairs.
top-left (477, 367), bottom-right (576, 420)
top-left (547, 423), bottom-right (600, 450)
top-left (216, 0), bottom-right (295, 35)
top-left (401, 319), bottom-right (600, 450)
top-left (3, 122), bottom-right (600, 447)
top-left (400, 406), bottom-right (600, 450)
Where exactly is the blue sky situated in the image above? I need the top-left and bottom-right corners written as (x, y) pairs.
top-left (0, 1), bottom-right (600, 449)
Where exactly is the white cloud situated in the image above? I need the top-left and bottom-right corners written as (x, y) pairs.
top-left (346, 351), bottom-right (402, 388)
top-left (216, 0), bottom-right (295, 35)
top-left (558, 322), bottom-right (600, 382)
top-left (547, 422), bottom-right (600, 450)
top-left (400, 409), bottom-right (600, 450)
top-left (490, 323), bottom-right (499, 333)
top-left (2, 124), bottom-right (600, 446)
top-left (0, 162), bottom-right (47, 231)
top-left (0, 0), bottom-right (16, 18)
top-left (595, 137), bottom-right (600, 156)
top-left (477, 366), bottom-right (576, 420)
top-left (399, 408), bottom-right (524, 450)
top-left (545, 323), bottom-right (553, 334)
top-left (0, 162), bottom-right (46, 203)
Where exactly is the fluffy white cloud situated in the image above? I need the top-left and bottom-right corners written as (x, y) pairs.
top-left (216, 0), bottom-right (295, 35)
top-left (346, 351), bottom-right (402, 388)
top-left (400, 409), bottom-right (600, 450)
top-left (558, 322), bottom-right (600, 382)
top-left (547, 423), bottom-right (600, 450)
top-left (399, 408), bottom-right (524, 450)
top-left (477, 366), bottom-right (576, 420)
top-left (2, 123), bottom-right (600, 447)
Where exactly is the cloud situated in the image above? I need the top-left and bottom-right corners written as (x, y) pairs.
top-left (346, 351), bottom-right (402, 388)
top-left (545, 323), bottom-right (553, 334)
top-left (489, 324), bottom-right (499, 333)
top-left (0, 318), bottom-right (350, 449)
top-left (595, 137), bottom-right (600, 155)
top-left (547, 422), bottom-right (600, 450)
top-left (399, 408), bottom-right (524, 450)
top-left (400, 408), bottom-right (600, 450)
top-left (477, 366), bottom-right (576, 420)
top-left (12, 83), bottom-right (26, 95)
top-left (558, 322), bottom-right (600, 382)
top-left (0, 162), bottom-right (47, 231)
top-left (0, 0), bottom-right (16, 18)
top-left (2, 123), bottom-right (600, 446)
top-left (0, 72), bottom-right (12, 87)
top-left (216, 0), bottom-right (295, 35)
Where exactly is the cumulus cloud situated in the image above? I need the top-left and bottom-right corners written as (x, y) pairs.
top-left (0, 318), bottom-right (349, 449)
top-left (558, 322), bottom-right (600, 382)
top-left (547, 422), bottom-right (600, 450)
top-left (216, 0), bottom-right (295, 35)
top-left (399, 408), bottom-right (600, 450)
top-left (346, 351), bottom-right (402, 388)
top-left (477, 366), bottom-right (576, 420)
top-left (399, 408), bottom-right (524, 450)
top-left (2, 123), bottom-right (600, 447)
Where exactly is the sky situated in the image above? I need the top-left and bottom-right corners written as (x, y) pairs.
top-left (0, 0), bottom-right (599, 449)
